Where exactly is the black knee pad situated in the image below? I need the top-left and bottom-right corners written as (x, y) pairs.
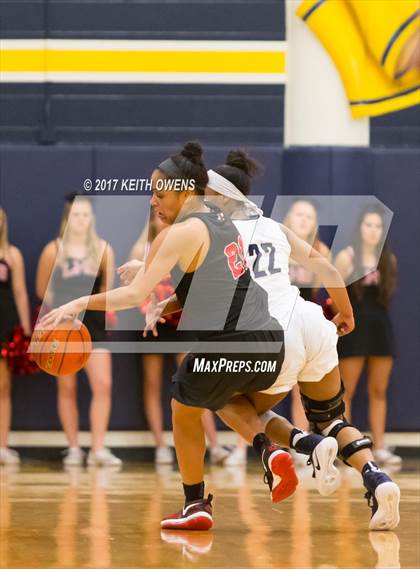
top-left (322, 419), bottom-right (373, 466)
top-left (300, 382), bottom-right (346, 429)
top-left (301, 383), bottom-right (373, 467)
top-left (339, 436), bottom-right (373, 465)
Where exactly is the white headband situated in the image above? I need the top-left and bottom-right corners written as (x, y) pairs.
top-left (207, 169), bottom-right (262, 217)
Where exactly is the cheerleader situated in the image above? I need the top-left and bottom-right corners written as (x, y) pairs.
top-left (283, 200), bottom-right (331, 440)
top-left (335, 206), bottom-right (400, 466)
top-left (125, 211), bottom-right (229, 465)
top-left (0, 208), bottom-right (31, 464)
top-left (36, 195), bottom-right (121, 467)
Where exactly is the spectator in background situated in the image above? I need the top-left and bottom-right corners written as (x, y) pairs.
top-left (283, 199), bottom-right (331, 443)
top-left (335, 206), bottom-right (400, 466)
top-left (0, 207), bottom-right (31, 465)
top-left (126, 211), bottom-right (230, 465)
top-left (36, 195), bottom-right (121, 467)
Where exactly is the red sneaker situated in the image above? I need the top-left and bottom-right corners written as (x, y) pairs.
top-left (161, 494), bottom-right (213, 530)
top-left (262, 446), bottom-right (298, 502)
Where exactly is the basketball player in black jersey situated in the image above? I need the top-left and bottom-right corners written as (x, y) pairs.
top-left (40, 142), bottom-right (337, 530)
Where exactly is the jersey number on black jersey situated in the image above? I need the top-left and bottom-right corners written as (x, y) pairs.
top-left (224, 236), bottom-right (247, 280)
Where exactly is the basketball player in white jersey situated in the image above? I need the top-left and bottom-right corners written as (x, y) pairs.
top-left (203, 150), bottom-right (400, 531)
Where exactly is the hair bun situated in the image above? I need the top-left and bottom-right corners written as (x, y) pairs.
top-left (181, 141), bottom-right (204, 164)
top-left (226, 149), bottom-right (260, 177)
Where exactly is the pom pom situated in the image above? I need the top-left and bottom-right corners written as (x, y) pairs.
top-left (139, 277), bottom-right (180, 327)
top-left (1, 326), bottom-right (39, 376)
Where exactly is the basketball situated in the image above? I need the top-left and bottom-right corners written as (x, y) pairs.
top-left (31, 319), bottom-right (92, 376)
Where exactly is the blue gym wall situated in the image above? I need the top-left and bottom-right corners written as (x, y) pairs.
top-left (1, 145), bottom-right (419, 432)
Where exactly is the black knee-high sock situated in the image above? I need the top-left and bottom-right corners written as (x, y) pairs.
top-left (289, 428), bottom-right (324, 455)
top-left (183, 481), bottom-right (205, 505)
top-left (253, 433), bottom-right (271, 458)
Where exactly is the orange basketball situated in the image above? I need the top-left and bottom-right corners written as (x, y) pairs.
top-left (31, 319), bottom-right (92, 376)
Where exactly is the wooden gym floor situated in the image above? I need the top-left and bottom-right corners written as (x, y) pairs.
top-left (0, 459), bottom-right (419, 569)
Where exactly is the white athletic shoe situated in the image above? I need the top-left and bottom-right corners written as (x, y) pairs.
top-left (224, 446), bottom-right (248, 466)
top-left (308, 437), bottom-right (341, 496)
top-left (87, 448), bottom-right (122, 467)
top-left (155, 446), bottom-right (174, 464)
top-left (62, 447), bottom-right (85, 467)
top-left (373, 448), bottom-right (402, 467)
top-left (0, 447), bottom-right (20, 465)
top-left (368, 481), bottom-right (401, 531)
top-left (209, 445), bottom-right (230, 465)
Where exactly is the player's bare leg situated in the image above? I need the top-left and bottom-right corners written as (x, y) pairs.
top-left (245, 391), bottom-right (341, 497)
top-left (299, 367), bottom-right (375, 471)
top-left (172, 400), bottom-right (206, 486)
top-left (218, 394), bottom-right (298, 503)
top-left (161, 400), bottom-right (213, 530)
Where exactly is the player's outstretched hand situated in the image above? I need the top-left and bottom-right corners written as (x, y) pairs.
top-left (39, 299), bottom-right (82, 329)
top-left (332, 312), bottom-right (355, 336)
top-left (117, 260), bottom-right (144, 286)
top-left (143, 293), bottom-right (166, 337)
